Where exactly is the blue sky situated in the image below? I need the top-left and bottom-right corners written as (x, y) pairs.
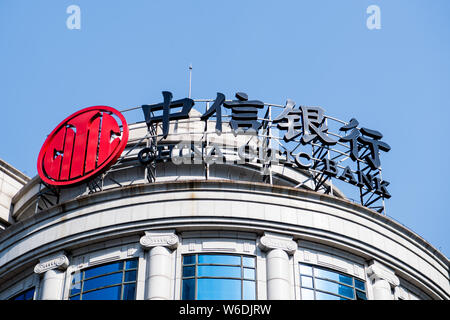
top-left (1, 0), bottom-right (449, 256)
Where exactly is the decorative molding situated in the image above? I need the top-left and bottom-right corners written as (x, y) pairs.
top-left (34, 253), bottom-right (69, 274)
top-left (317, 253), bottom-right (349, 274)
top-left (89, 250), bottom-right (121, 266)
top-left (89, 255), bottom-right (121, 267)
top-left (140, 230), bottom-right (179, 250)
top-left (367, 260), bottom-right (400, 287)
top-left (394, 286), bottom-right (409, 300)
top-left (303, 250), bottom-right (311, 262)
top-left (353, 264), bottom-right (363, 278)
top-left (257, 232), bottom-right (297, 255)
top-left (317, 261), bottom-right (347, 274)
top-left (202, 240), bottom-right (237, 251)
top-left (127, 247), bottom-right (138, 257)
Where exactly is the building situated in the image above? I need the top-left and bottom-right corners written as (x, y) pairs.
top-left (0, 160), bottom-right (30, 231)
top-left (0, 100), bottom-right (448, 301)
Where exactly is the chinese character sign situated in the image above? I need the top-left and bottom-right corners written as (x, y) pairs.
top-left (140, 90), bottom-right (392, 209)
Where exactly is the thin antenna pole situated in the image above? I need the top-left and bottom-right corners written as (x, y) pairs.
top-left (188, 64), bottom-right (192, 98)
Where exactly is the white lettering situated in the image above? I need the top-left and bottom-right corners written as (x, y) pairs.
top-left (366, 5), bottom-right (381, 30)
top-left (66, 5), bottom-right (81, 30)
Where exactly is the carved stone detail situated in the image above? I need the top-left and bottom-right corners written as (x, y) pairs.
top-left (258, 232), bottom-right (297, 255)
top-left (367, 260), bottom-right (400, 287)
top-left (34, 253), bottom-right (69, 274)
top-left (140, 230), bottom-right (179, 250)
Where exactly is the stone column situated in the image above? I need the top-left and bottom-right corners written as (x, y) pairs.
top-left (140, 230), bottom-right (179, 300)
top-left (367, 260), bottom-right (399, 300)
top-left (34, 252), bottom-right (69, 300)
top-left (258, 232), bottom-right (297, 300)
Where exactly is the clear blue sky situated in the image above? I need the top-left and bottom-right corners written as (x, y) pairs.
top-left (1, 0), bottom-right (449, 256)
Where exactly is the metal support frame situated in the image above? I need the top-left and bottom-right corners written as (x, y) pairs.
top-left (35, 181), bottom-right (60, 214)
top-left (145, 119), bottom-right (158, 183)
top-left (261, 105), bottom-right (273, 184)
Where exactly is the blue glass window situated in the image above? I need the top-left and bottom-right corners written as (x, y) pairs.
top-left (314, 268), bottom-right (353, 286)
top-left (299, 263), bottom-right (367, 300)
top-left (183, 265), bottom-right (195, 277)
top-left (314, 279), bottom-right (354, 299)
top-left (355, 279), bottom-right (366, 291)
top-left (181, 254), bottom-right (256, 300)
top-left (356, 290), bottom-right (368, 300)
top-left (183, 255), bottom-right (196, 265)
top-left (84, 261), bottom-right (123, 279)
top-left (197, 279), bottom-right (241, 300)
top-left (82, 286), bottom-right (122, 300)
top-left (243, 257), bottom-right (255, 268)
top-left (123, 283), bottom-right (136, 300)
top-left (125, 260), bottom-right (138, 269)
top-left (301, 275), bottom-right (313, 288)
top-left (316, 291), bottom-right (348, 300)
top-left (301, 288), bottom-right (315, 300)
top-left (10, 287), bottom-right (35, 300)
top-left (182, 278), bottom-right (195, 300)
top-left (198, 254), bottom-right (241, 265)
top-left (299, 264), bottom-right (313, 276)
top-left (243, 268), bottom-right (255, 280)
top-left (69, 259), bottom-right (138, 300)
top-left (243, 280), bottom-right (256, 300)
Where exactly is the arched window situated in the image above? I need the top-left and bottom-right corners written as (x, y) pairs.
top-left (69, 259), bottom-right (138, 300)
top-left (9, 287), bottom-right (35, 300)
top-left (299, 263), bottom-right (367, 300)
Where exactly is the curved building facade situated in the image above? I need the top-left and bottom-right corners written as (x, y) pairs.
top-left (0, 106), bottom-right (448, 301)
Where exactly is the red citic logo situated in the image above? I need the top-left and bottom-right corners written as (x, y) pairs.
top-left (37, 106), bottom-right (129, 187)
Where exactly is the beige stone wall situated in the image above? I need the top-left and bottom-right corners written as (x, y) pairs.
top-left (0, 159), bottom-right (29, 229)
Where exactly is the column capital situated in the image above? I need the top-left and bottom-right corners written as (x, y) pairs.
top-left (257, 232), bottom-right (297, 255)
top-left (367, 260), bottom-right (399, 287)
top-left (140, 229), bottom-right (179, 250)
top-left (34, 252), bottom-right (69, 275)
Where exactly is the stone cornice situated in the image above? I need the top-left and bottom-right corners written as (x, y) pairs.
top-left (0, 158), bottom-right (30, 185)
top-left (9, 179), bottom-right (447, 269)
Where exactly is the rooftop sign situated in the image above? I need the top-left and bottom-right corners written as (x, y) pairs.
top-left (37, 106), bottom-right (128, 187)
top-left (140, 91), bottom-right (391, 213)
top-left (35, 91), bottom-right (391, 214)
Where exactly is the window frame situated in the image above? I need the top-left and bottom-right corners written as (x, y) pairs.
top-left (181, 253), bottom-right (257, 300)
top-left (69, 259), bottom-right (138, 300)
top-left (299, 263), bottom-right (367, 300)
top-left (9, 287), bottom-right (35, 300)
